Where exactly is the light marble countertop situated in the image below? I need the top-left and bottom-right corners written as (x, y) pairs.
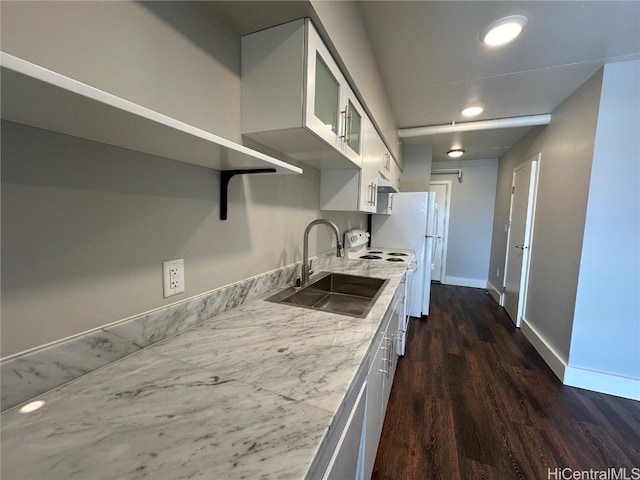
top-left (1, 254), bottom-right (411, 480)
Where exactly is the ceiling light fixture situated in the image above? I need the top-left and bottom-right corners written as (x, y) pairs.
top-left (462, 106), bottom-right (484, 117)
top-left (447, 149), bottom-right (465, 158)
top-left (481, 15), bottom-right (528, 46)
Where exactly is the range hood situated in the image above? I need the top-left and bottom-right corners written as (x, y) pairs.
top-left (377, 176), bottom-right (398, 193)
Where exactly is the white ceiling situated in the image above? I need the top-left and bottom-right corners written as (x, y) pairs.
top-left (207, 1), bottom-right (640, 163)
top-left (358, 1), bottom-right (640, 161)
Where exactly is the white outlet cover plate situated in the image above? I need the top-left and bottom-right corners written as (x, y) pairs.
top-left (163, 259), bottom-right (185, 297)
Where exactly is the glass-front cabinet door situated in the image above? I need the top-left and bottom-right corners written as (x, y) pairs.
top-left (306, 21), bottom-right (345, 154)
top-left (338, 88), bottom-right (364, 166)
top-left (305, 20), bottom-right (362, 167)
top-left (313, 54), bottom-right (340, 136)
top-left (346, 99), bottom-right (362, 154)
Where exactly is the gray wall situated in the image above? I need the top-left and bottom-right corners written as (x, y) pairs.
top-left (400, 144), bottom-right (432, 192)
top-left (433, 159), bottom-right (498, 287)
top-left (1, 1), bottom-right (366, 356)
top-left (488, 70), bottom-right (603, 363)
top-left (569, 60), bottom-right (640, 379)
top-left (1, 1), bottom-right (242, 142)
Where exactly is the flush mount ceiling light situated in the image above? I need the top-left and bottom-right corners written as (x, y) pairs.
top-left (447, 149), bottom-right (465, 158)
top-left (462, 106), bottom-right (484, 117)
top-left (481, 15), bottom-right (528, 46)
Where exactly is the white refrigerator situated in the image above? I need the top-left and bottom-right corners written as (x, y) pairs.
top-left (371, 192), bottom-right (437, 316)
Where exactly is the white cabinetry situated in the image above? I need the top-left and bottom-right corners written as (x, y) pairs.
top-left (388, 157), bottom-right (402, 191)
top-left (242, 19), bottom-right (364, 169)
top-left (321, 381), bottom-right (367, 480)
top-left (362, 284), bottom-right (403, 479)
top-left (320, 116), bottom-right (379, 213)
top-left (311, 275), bottom-right (405, 480)
top-left (376, 193), bottom-right (394, 215)
top-left (376, 152), bottom-right (401, 215)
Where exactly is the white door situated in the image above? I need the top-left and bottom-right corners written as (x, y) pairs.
top-left (429, 181), bottom-right (451, 283)
top-left (503, 155), bottom-right (540, 326)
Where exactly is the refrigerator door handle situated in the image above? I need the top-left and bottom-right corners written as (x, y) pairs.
top-left (434, 207), bottom-right (439, 237)
top-left (430, 237), bottom-right (437, 268)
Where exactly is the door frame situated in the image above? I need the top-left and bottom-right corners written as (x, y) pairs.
top-left (501, 153), bottom-right (541, 326)
top-left (429, 180), bottom-right (452, 284)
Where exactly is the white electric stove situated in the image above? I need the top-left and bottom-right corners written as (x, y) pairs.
top-left (343, 229), bottom-right (415, 356)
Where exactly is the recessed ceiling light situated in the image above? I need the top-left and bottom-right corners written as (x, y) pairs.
top-left (481, 15), bottom-right (528, 46)
top-left (462, 106), bottom-right (484, 117)
top-left (447, 149), bottom-right (465, 158)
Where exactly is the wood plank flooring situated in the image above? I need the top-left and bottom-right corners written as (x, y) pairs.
top-left (372, 284), bottom-right (640, 480)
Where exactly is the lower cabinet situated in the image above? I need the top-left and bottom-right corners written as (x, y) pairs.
top-left (362, 287), bottom-right (401, 479)
top-left (313, 281), bottom-right (404, 479)
top-left (322, 381), bottom-right (368, 480)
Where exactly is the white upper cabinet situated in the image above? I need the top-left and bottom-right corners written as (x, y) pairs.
top-left (320, 116), bottom-right (379, 213)
top-left (242, 19), bottom-right (364, 169)
top-left (378, 145), bottom-right (401, 193)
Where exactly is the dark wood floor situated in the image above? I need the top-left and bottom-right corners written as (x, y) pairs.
top-left (372, 284), bottom-right (640, 480)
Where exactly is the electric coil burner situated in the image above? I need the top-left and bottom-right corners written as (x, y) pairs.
top-left (344, 229), bottom-right (411, 263)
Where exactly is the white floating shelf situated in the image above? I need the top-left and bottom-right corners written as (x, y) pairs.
top-left (0, 52), bottom-right (302, 176)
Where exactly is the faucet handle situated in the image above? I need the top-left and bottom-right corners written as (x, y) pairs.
top-left (337, 242), bottom-right (344, 258)
top-left (308, 259), bottom-right (314, 276)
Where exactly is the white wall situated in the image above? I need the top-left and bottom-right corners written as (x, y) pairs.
top-left (432, 159), bottom-right (498, 288)
top-left (0, 1), bottom-right (366, 356)
top-left (568, 60), bottom-right (640, 388)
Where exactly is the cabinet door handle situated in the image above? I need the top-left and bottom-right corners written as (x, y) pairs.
top-left (340, 109), bottom-right (347, 141)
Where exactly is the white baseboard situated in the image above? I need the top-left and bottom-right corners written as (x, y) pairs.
top-left (444, 276), bottom-right (487, 289)
top-left (520, 318), bottom-right (567, 381)
top-left (564, 366), bottom-right (640, 400)
top-left (521, 318), bottom-right (640, 400)
top-left (486, 281), bottom-right (502, 305)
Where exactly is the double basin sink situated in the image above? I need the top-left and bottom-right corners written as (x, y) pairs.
top-left (266, 272), bottom-right (389, 318)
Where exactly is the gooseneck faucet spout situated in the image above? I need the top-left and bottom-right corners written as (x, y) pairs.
top-left (302, 219), bottom-right (343, 286)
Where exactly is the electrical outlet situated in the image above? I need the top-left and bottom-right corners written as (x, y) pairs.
top-left (163, 259), bottom-right (185, 298)
top-left (497, 268), bottom-right (500, 277)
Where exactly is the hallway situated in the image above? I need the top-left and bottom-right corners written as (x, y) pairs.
top-left (373, 284), bottom-right (640, 479)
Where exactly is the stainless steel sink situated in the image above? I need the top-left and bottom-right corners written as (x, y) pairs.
top-left (266, 272), bottom-right (389, 318)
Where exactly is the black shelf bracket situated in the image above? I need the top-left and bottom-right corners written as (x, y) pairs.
top-left (220, 169), bottom-right (276, 220)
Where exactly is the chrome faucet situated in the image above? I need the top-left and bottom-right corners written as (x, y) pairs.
top-left (302, 219), bottom-right (344, 286)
